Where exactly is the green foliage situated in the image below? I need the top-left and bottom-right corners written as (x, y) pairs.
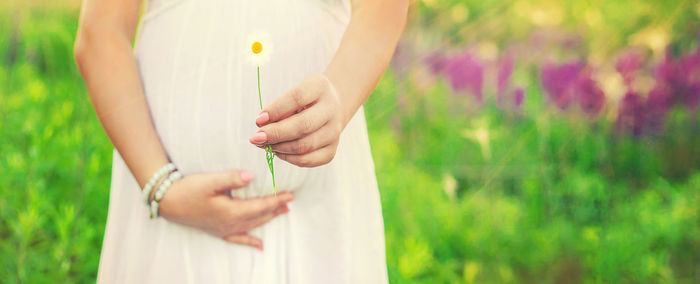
top-left (0, 8), bottom-right (111, 283)
top-left (414, 0), bottom-right (700, 56)
top-left (366, 69), bottom-right (700, 283)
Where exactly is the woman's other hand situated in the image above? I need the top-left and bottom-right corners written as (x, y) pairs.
top-left (158, 170), bottom-right (293, 251)
top-left (250, 74), bottom-right (346, 167)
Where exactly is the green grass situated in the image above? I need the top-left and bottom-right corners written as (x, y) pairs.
top-left (1, 9), bottom-right (112, 283)
top-left (1, 3), bottom-right (699, 283)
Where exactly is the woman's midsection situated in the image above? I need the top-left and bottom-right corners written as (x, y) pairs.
top-left (133, 0), bottom-right (348, 195)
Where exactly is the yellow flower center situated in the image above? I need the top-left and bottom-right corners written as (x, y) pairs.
top-left (251, 41), bottom-right (263, 54)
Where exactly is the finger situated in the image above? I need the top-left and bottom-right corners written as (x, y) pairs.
top-left (238, 192), bottom-right (294, 219)
top-left (208, 170), bottom-right (255, 193)
top-left (242, 204), bottom-right (290, 231)
top-left (268, 123), bottom-right (336, 155)
top-left (276, 144), bottom-right (337, 167)
top-left (223, 233), bottom-right (263, 250)
top-left (259, 79), bottom-right (322, 126)
top-left (251, 105), bottom-right (330, 145)
top-left (238, 199), bottom-right (289, 222)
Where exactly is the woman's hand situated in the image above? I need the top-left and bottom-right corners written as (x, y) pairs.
top-left (158, 170), bottom-right (294, 251)
top-left (250, 74), bottom-right (346, 167)
top-left (247, 0), bottom-right (408, 168)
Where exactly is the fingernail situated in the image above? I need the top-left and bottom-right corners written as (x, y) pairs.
top-left (249, 132), bottom-right (267, 144)
top-left (240, 171), bottom-right (254, 182)
top-left (256, 112), bottom-right (269, 126)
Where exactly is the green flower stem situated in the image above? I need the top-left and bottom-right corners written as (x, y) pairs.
top-left (257, 66), bottom-right (276, 195)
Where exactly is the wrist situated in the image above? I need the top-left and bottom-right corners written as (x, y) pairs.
top-left (321, 72), bottom-right (357, 130)
top-left (120, 145), bottom-right (170, 189)
top-left (149, 170), bottom-right (183, 219)
top-left (141, 163), bottom-right (176, 204)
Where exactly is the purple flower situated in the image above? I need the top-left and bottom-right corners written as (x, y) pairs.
top-left (540, 61), bottom-right (606, 116)
top-left (540, 61), bottom-right (584, 109)
top-left (615, 51), bottom-right (642, 88)
top-left (654, 54), bottom-right (676, 84)
top-left (678, 48), bottom-right (700, 109)
top-left (652, 48), bottom-right (700, 111)
top-left (444, 51), bottom-right (484, 101)
top-left (575, 71), bottom-right (606, 116)
top-left (425, 52), bottom-right (448, 75)
top-left (514, 87), bottom-right (525, 108)
top-left (616, 91), bottom-right (645, 137)
top-left (644, 85), bottom-right (672, 134)
top-left (685, 82), bottom-right (700, 110)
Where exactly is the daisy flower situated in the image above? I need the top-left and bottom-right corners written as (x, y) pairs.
top-left (246, 31), bottom-right (277, 194)
top-left (246, 32), bottom-right (273, 67)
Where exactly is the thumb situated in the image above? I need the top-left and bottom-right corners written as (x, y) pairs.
top-left (207, 170), bottom-right (255, 193)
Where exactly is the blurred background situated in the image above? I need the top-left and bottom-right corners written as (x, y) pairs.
top-left (1, 0), bottom-right (699, 282)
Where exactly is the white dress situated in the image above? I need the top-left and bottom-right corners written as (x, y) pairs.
top-left (96, 0), bottom-right (388, 282)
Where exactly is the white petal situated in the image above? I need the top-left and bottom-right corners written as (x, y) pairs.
top-left (245, 31), bottom-right (274, 66)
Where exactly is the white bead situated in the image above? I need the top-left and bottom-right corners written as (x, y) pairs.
top-left (149, 170), bottom-right (184, 218)
top-left (142, 163), bottom-right (176, 205)
top-left (150, 201), bottom-right (159, 219)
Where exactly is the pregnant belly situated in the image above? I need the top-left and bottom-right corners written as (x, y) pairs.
top-left (160, 105), bottom-right (318, 197)
top-left (132, 0), bottom-right (346, 196)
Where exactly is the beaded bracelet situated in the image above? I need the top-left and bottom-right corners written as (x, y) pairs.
top-left (141, 163), bottom-right (176, 205)
top-left (149, 171), bottom-right (184, 219)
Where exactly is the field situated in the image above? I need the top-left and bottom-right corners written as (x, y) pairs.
top-left (1, 1), bottom-right (699, 283)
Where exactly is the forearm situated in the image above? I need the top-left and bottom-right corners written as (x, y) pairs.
top-left (75, 22), bottom-right (168, 188)
top-left (323, 0), bottom-right (408, 127)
